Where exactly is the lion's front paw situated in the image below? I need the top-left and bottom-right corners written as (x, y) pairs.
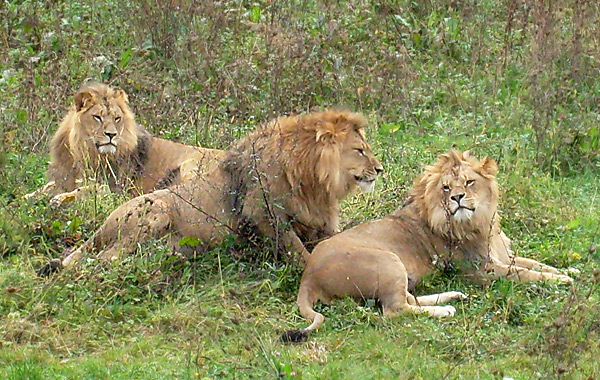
top-left (23, 191), bottom-right (37, 200)
top-left (428, 305), bottom-right (456, 318)
top-left (448, 291), bottom-right (468, 301)
top-left (554, 274), bottom-right (574, 284)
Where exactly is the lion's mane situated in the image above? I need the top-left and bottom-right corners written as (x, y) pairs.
top-left (224, 110), bottom-right (371, 242)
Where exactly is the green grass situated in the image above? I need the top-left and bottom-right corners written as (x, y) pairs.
top-left (2, 0), bottom-right (600, 379)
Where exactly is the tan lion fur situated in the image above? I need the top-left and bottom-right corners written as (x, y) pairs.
top-left (32, 82), bottom-right (221, 202)
top-left (58, 110), bottom-right (383, 269)
top-left (290, 150), bottom-right (572, 337)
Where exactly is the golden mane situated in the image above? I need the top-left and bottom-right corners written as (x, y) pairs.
top-left (224, 110), bottom-right (371, 241)
top-left (268, 109), bottom-right (367, 195)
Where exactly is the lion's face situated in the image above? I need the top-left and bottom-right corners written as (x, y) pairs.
top-left (73, 84), bottom-right (133, 156)
top-left (80, 102), bottom-right (126, 154)
top-left (339, 130), bottom-right (383, 192)
top-left (414, 151), bottom-right (499, 239)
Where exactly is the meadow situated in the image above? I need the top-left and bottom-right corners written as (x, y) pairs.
top-left (1, 1), bottom-right (599, 379)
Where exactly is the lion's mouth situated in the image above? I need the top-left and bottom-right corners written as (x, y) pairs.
top-left (449, 205), bottom-right (475, 222)
top-left (97, 142), bottom-right (117, 154)
top-left (452, 205), bottom-right (475, 215)
top-left (354, 175), bottom-right (375, 184)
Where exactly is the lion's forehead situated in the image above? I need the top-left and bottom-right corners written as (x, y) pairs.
top-left (108, 104), bottom-right (123, 116)
top-left (85, 100), bottom-right (123, 117)
top-left (440, 165), bottom-right (478, 184)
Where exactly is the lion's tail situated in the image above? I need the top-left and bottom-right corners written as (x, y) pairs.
top-left (280, 283), bottom-right (325, 343)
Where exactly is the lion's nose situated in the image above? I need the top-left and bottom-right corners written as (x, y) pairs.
top-left (375, 165), bottom-right (384, 174)
top-left (451, 193), bottom-right (465, 203)
top-left (105, 131), bottom-right (117, 140)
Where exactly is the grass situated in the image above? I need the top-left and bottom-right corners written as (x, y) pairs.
top-left (1, 0), bottom-right (600, 379)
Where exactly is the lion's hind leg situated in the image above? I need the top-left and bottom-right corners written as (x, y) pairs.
top-left (383, 290), bottom-right (458, 319)
top-left (377, 258), bottom-right (458, 319)
top-left (62, 191), bottom-right (173, 268)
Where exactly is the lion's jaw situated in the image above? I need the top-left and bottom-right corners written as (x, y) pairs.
top-left (97, 142), bottom-right (117, 154)
top-left (357, 178), bottom-right (376, 192)
top-left (414, 151), bottom-right (499, 241)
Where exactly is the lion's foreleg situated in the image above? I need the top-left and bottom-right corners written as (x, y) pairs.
top-left (485, 261), bottom-right (573, 283)
top-left (284, 229), bottom-right (311, 265)
top-left (509, 256), bottom-right (560, 274)
top-left (49, 183), bottom-right (110, 206)
top-left (255, 219), bottom-right (311, 265)
top-left (24, 181), bottom-right (56, 199)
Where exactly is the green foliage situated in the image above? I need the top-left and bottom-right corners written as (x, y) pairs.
top-left (1, 0), bottom-right (599, 378)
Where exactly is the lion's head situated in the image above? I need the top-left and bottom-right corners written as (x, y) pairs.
top-left (411, 150), bottom-right (499, 240)
top-left (67, 82), bottom-right (139, 158)
top-left (49, 83), bottom-right (147, 191)
top-left (275, 110), bottom-right (384, 198)
top-left (225, 110), bottom-right (383, 240)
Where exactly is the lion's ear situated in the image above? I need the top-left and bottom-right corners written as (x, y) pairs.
top-left (74, 90), bottom-right (97, 112)
top-left (113, 88), bottom-right (129, 104)
top-left (480, 157), bottom-right (498, 176)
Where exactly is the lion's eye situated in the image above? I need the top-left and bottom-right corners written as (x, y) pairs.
top-left (356, 149), bottom-right (365, 156)
top-left (115, 116), bottom-right (121, 123)
top-left (466, 179), bottom-right (475, 186)
top-left (442, 184), bottom-right (450, 192)
top-left (93, 115), bottom-right (102, 123)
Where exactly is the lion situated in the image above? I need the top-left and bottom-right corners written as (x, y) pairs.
top-left (283, 150), bottom-right (573, 342)
top-left (25, 82), bottom-right (221, 205)
top-left (40, 110), bottom-right (383, 274)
